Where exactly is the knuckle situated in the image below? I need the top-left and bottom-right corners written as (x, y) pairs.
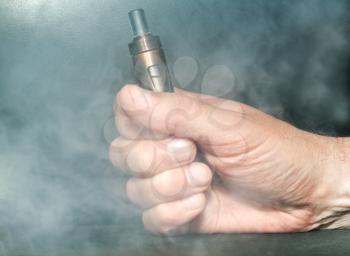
top-left (117, 84), bottom-right (135, 101)
top-left (142, 212), bottom-right (154, 232)
top-left (132, 147), bottom-right (157, 176)
top-left (110, 137), bottom-right (122, 148)
top-left (114, 86), bottom-right (135, 114)
top-left (115, 112), bottom-right (145, 140)
top-left (109, 144), bottom-right (116, 166)
top-left (114, 112), bottom-right (124, 133)
top-left (142, 211), bottom-right (173, 235)
top-left (157, 225), bottom-right (174, 235)
top-left (109, 138), bottom-right (122, 166)
top-left (109, 138), bottom-right (140, 170)
top-left (117, 85), bottom-right (139, 113)
top-left (126, 179), bottom-right (138, 204)
top-left (155, 204), bottom-right (178, 227)
top-left (152, 168), bottom-right (186, 199)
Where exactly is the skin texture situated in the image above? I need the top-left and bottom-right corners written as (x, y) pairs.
top-left (109, 84), bottom-right (350, 235)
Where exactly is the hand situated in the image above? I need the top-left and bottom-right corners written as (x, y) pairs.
top-left (110, 84), bottom-right (350, 234)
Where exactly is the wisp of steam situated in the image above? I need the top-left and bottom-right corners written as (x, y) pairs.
top-left (0, 0), bottom-right (349, 254)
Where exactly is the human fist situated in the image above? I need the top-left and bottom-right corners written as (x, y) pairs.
top-left (110, 84), bottom-right (350, 234)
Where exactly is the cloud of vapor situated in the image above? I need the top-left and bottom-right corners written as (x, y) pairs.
top-left (0, 0), bottom-right (349, 254)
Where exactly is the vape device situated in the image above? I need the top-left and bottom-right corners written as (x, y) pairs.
top-left (128, 9), bottom-right (174, 92)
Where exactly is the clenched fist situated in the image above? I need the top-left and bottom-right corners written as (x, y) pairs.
top-left (110, 84), bottom-right (350, 234)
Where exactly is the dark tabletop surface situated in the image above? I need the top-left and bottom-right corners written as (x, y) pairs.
top-left (2, 224), bottom-right (350, 256)
top-left (1, 1), bottom-right (350, 255)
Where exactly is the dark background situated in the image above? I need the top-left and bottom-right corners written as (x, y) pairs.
top-left (0, 0), bottom-right (349, 255)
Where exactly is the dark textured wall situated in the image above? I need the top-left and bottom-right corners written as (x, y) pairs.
top-left (0, 0), bottom-right (349, 255)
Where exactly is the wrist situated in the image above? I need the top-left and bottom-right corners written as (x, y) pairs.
top-left (313, 136), bottom-right (350, 229)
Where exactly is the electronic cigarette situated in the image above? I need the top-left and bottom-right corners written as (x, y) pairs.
top-left (128, 9), bottom-right (174, 92)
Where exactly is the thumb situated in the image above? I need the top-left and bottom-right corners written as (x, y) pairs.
top-left (117, 84), bottom-right (244, 144)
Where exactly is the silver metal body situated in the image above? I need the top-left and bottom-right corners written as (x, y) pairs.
top-left (128, 9), bottom-right (174, 92)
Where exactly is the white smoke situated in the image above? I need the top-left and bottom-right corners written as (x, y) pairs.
top-left (0, 0), bottom-right (349, 254)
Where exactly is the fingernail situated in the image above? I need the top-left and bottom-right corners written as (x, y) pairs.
top-left (184, 194), bottom-right (205, 210)
top-left (188, 163), bottom-right (212, 186)
top-left (167, 139), bottom-right (194, 162)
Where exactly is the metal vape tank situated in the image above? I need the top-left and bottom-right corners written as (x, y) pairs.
top-left (128, 9), bottom-right (174, 92)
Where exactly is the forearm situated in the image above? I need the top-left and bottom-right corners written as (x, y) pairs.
top-left (316, 137), bottom-right (350, 229)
